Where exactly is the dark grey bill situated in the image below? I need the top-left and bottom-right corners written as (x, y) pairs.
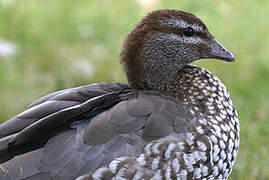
top-left (208, 39), bottom-right (234, 62)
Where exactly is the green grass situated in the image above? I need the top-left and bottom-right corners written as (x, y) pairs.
top-left (0, 0), bottom-right (268, 179)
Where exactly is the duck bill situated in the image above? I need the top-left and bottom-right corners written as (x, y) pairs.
top-left (207, 39), bottom-right (235, 62)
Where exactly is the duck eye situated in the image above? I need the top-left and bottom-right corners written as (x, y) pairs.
top-left (183, 27), bottom-right (195, 37)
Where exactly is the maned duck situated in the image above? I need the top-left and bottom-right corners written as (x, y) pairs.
top-left (0, 10), bottom-right (239, 180)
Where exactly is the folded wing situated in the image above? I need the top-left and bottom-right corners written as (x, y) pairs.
top-left (0, 89), bottom-right (197, 180)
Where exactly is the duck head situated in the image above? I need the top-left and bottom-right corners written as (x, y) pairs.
top-left (120, 10), bottom-right (234, 90)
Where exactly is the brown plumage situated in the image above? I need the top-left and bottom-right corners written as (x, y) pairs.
top-left (0, 9), bottom-right (238, 180)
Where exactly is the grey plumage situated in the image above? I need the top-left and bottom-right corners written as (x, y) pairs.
top-left (0, 82), bottom-right (129, 163)
top-left (75, 66), bottom-right (239, 180)
top-left (0, 9), bottom-right (239, 180)
top-left (0, 86), bottom-right (194, 179)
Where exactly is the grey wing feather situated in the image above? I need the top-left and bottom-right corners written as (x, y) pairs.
top-left (82, 99), bottom-right (154, 146)
top-left (7, 91), bottom-right (125, 147)
top-left (75, 91), bottom-right (196, 179)
top-left (83, 90), bottom-right (194, 150)
top-left (0, 82), bottom-right (129, 139)
top-left (27, 82), bottom-right (129, 108)
top-left (0, 90), bottom-right (194, 180)
top-left (0, 82), bottom-right (129, 164)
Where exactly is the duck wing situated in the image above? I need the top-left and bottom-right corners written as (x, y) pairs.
top-left (0, 82), bottom-right (130, 163)
top-left (0, 90), bottom-right (197, 180)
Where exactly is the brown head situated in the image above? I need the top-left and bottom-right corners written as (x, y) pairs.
top-left (120, 9), bottom-right (234, 90)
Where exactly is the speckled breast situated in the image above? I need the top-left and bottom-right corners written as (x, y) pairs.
top-left (174, 65), bottom-right (240, 179)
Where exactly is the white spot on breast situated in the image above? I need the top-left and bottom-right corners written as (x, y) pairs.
top-left (208, 97), bottom-right (214, 102)
top-left (152, 143), bottom-right (161, 154)
top-left (213, 153), bottom-right (220, 162)
top-left (197, 141), bottom-right (207, 151)
top-left (213, 145), bottom-right (220, 161)
top-left (222, 133), bottom-right (228, 142)
top-left (220, 124), bottom-right (227, 132)
top-left (220, 113), bottom-right (226, 119)
top-left (209, 78), bottom-right (214, 83)
top-left (196, 126), bottom-right (204, 134)
top-left (178, 169), bottom-right (187, 178)
top-left (202, 89), bottom-right (209, 96)
top-left (165, 165), bottom-right (172, 180)
top-left (228, 139), bottom-right (234, 153)
top-left (234, 138), bottom-right (239, 149)
top-left (219, 95), bottom-right (224, 102)
top-left (217, 103), bottom-right (224, 110)
top-left (165, 143), bottom-right (176, 160)
top-left (144, 143), bottom-right (152, 156)
top-left (199, 83), bottom-right (206, 89)
top-left (220, 150), bottom-right (227, 160)
top-left (229, 121), bottom-right (235, 131)
top-left (201, 165), bottom-right (209, 176)
top-left (205, 86), bottom-right (211, 91)
top-left (218, 174), bottom-right (223, 180)
top-left (133, 170), bottom-right (144, 180)
top-left (223, 101), bottom-right (229, 107)
top-left (178, 142), bottom-right (185, 150)
top-left (219, 140), bottom-right (226, 149)
top-left (92, 167), bottom-right (109, 179)
top-left (215, 129), bottom-right (222, 138)
top-left (210, 135), bottom-right (218, 144)
top-left (193, 168), bottom-right (202, 178)
top-left (192, 151), bottom-right (201, 161)
top-left (216, 115), bottom-right (222, 122)
top-left (227, 153), bottom-right (232, 162)
top-left (213, 81), bottom-right (218, 86)
top-left (230, 131), bottom-right (235, 140)
top-left (220, 109), bottom-right (227, 116)
top-left (208, 105), bottom-right (215, 110)
top-left (172, 159), bottom-right (180, 173)
top-left (183, 153), bottom-right (193, 164)
top-left (212, 166), bottom-right (219, 176)
top-left (225, 123), bottom-right (231, 132)
top-left (222, 162), bottom-right (228, 172)
top-left (186, 132), bottom-right (195, 145)
top-left (109, 159), bottom-right (121, 173)
top-left (190, 109), bottom-right (195, 115)
top-left (151, 157), bottom-right (160, 170)
top-left (116, 167), bottom-right (128, 178)
top-left (210, 118), bottom-right (218, 124)
top-left (137, 154), bottom-right (146, 166)
top-left (199, 119), bottom-right (207, 125)
top-left (218, 159), bottom-right (224, 169)
top-left (108, 156), bottom-right (128, 174)
top-left (198, 151), bottom-right (207, 161)
top-left (186, 163), bottom-right (194, 172)
top-left (212, 93), bottom-right (217, 98)
top-left (194, 106), bottom-right (199, 111)
top-left (211, 86), bottom-right (217, 92)
top-left (213, 124), bottom-right (221, 133)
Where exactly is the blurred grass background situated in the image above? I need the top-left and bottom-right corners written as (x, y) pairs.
top-left (0, 0), bottom-right (268, 179)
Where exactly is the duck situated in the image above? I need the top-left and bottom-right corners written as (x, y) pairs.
top-left (0, 9), bottom-right (239, 180)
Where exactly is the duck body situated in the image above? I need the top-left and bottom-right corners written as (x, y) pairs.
top-left (0, 10), bottom-right (239, 180)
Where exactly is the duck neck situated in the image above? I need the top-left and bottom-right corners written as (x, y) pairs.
top-left (141, 63), bottom-right (183, 92)
top-left (138, 33), bottom-right (189, 91)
